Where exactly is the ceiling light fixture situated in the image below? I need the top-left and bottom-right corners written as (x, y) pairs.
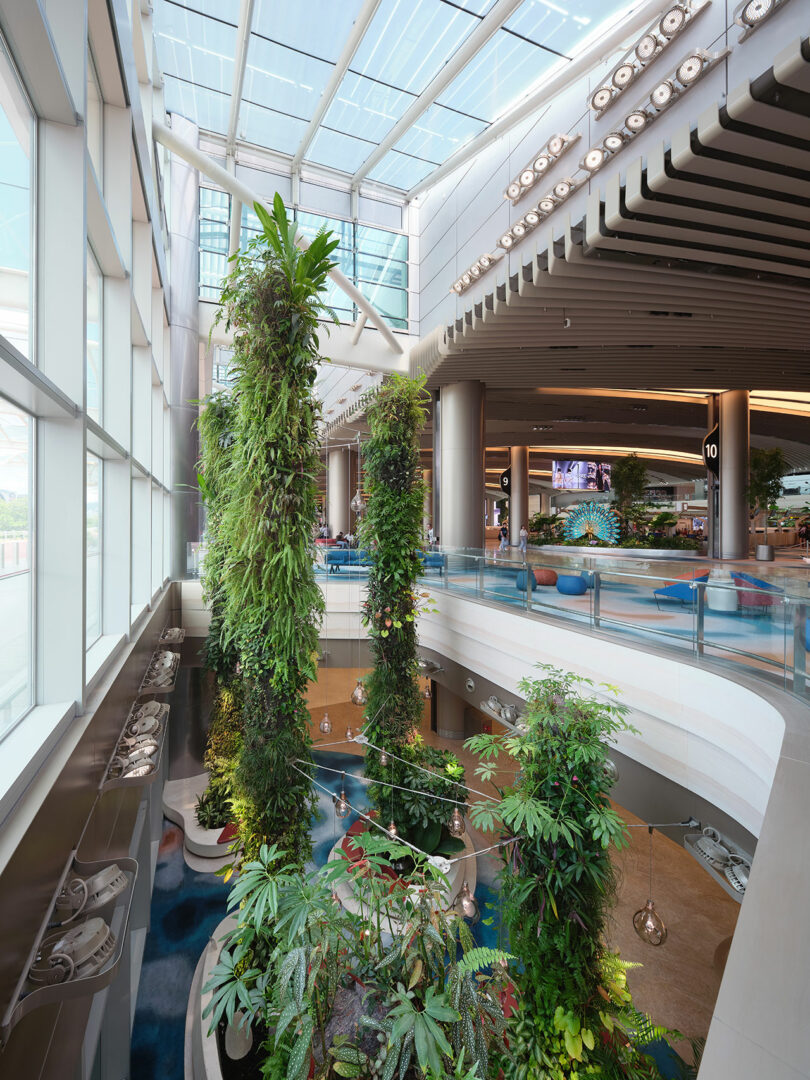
top-left (583, 147), bottom-right (606, 171)
top-left (659, 5), bottom-right (687, 37)
top-left (625, 109), bottom-right (649, 132)
top-left (635, 33), bottom-right (659, 61)
top-left (450, 251), bottom-right (501, 295)
top-left (650, 80), bottom-right (675, 108)
top-left (735, 0), bottom-right (781, 36)
top-left (677, 53), bottom-right (704, 83)
top-left (503, 132), bottom-right (580, 203)
top-left (612, 63), bottom-right (635, 88)
top-left (603, 131), bottom-right (626, 152)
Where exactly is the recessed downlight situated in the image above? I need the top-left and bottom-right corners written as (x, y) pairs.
top-left (584, 147), bottom-right (605, 171)
top-left (651, 80), bottom-right (675, 108)
top-left (677, 54), bottom-right (704, 84)
top-left (612, 63), bottom-right (635, 89)
top-left (659, 4), bottom-right (687, 37)
top-left (591, 86), bottom-right (613, 111)
top-left (626, 110), bottom-right (648, 132)
top-left (635, 33), bottom-right (658, 61)
top-left (604, 131), bottom-right (626, 151)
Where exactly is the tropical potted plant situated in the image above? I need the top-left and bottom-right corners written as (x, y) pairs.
top-left (202, 836), bottom-right (512, 1079)
top-left (748, 447), bottom-right (786, 561)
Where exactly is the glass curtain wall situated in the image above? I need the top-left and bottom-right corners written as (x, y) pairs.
top-left (199, 186), bottom-right (409, 329)
top-left (0, 35), bottom-right (34, 360)
top-left (85, 452), bottom-right (102, 649)
top-left (86, 246), bottom-right (103, 422)
top-left (0, 397), bottom-right (33, 737)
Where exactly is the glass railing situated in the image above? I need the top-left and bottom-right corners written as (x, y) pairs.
top-left (417, 547), bottom-right (810, 702)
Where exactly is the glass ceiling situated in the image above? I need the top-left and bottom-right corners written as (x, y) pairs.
top-left (154, 0), bottom-right (636, 193)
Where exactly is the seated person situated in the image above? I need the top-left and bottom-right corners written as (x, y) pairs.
top-left (335, 531), bottom-right (348, 549)
top-left (344, 531), bottom-right (355, 548)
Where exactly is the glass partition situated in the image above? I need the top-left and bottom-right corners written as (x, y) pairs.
top-left (415, 547), bottom-right (809, 702)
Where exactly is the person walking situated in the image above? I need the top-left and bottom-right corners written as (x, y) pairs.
top-left (498, 523), bottom-right (508, 553)
top-left (519, 523), bottom-right (528, 555)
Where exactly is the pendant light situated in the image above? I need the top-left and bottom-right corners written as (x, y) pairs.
top-left (351, 679), bottom-right (368, 707)
top-left (319, 711), bottom-right (332, 734)
top-left (386, 821), bottom-right (398, 840)
top-left (448, 806), bottom-right (465, 838)
top-left (334, 773), bottom-right (350, 819)
top-left (455, 881), bottom-right (480, 923)
top-left (379, 749), bottom-right (389, 767)
top-left (423, 681), bottom-right (432, 700)
top-left (345, 725), bottom-right (354, 742)
top-left (633, 826), bottom-right (667, 946)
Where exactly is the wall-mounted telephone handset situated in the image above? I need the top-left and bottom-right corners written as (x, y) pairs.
top-left (54, 864), bottom-right (128, 925)
top-left (29, 918), bottom-right (116, 986)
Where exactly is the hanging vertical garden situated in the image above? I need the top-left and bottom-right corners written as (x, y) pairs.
top-left (358, 375), bottom-right (466, 860)
top-left (199, 194), bottom-right (339, 862)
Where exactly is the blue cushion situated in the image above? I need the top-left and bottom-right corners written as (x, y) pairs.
top-left (557, 574), bottom-right (588, 596)
top-left (581, 571), bottom-right (595, 589)
top-left (515, 570), bottom-right (536, 592)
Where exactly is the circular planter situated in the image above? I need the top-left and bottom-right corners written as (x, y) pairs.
top-left (328, 827), bottom-right (478, 933)
top-left (188, 913), bottom-right (237, 1080)
top-left (755, 544), bottom-right (775, 562)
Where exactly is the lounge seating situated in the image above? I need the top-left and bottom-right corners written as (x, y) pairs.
top-left (326, 549), bottom-right (445, 574)
top-left (731, 572), bottom-right (783, 615)
top-left (418, 552), bottom-right (446, 574)
top-left (515, 570), bottom-right (537, 592)
top-left (653, 571), bottom-right (709, 609)
top-left (325, 548), bottom-right (371, 572)
top-left (557, 574), bottom-right (588, 596)
top-left (533, 568), bottom-right (558, 586)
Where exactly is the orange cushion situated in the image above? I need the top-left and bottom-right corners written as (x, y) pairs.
top-left (534, 568), bottom-right (558, 586)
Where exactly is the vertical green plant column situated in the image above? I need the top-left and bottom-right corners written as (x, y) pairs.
top-left (216, 195), bottom-right (338, 862)
top-left (359, 375), bottom-right (427, 752)
top-left (198, 391), bottom-right (238, 682)
top-left (468, 666), bottom-right (668, 1079)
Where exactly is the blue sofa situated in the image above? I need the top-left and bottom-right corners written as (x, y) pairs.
top-left (653, 571), bottom-right (709, 609)
top-left (326, 548), bottom-right (371, 572)
top-left (326, 549), bottom-right (445, 574)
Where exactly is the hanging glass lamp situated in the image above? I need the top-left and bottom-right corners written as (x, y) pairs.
top-left (351, 679), bottom-right (368, 707)
top-left (448, 807), bottom-right (465, 838)
top-left (350, 490), bottom-right (366, 515)
top-left (633, 827), bottom-right (667, 946)
top-left (335, 773), bottom-right (350, 819)
top-left (319, 711), bottom-right (332, 734)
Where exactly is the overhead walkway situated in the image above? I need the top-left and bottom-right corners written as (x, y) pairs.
top-left (416, 546), bottom-right (809, 700)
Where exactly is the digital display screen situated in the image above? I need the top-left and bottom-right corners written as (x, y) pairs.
top-left (552, 460), bottom-right (612, 491)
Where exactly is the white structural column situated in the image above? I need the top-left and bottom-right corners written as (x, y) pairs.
top-left (436, 684), bottom-right (466, 741)
top-left (327, 448), bottom-right (351, 537)
top-left (168, 115), bottom-right (202, 580)
top-left (509, 445), bottom-right (529, 547)
top-left (719, 390), bottom-right (750, 560)
top-left (423, 467), bottom-right (432, 537)
top-left (440, 382), bottom-right (485, 550)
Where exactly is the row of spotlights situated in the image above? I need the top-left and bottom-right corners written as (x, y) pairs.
top-left (590, 3), bottom-right (699, 114)
top-left (504, 133), bottom-right (577, 203)
top-left (499, 179), bottom-right (579, 250)
top-left (452, 43), bottom-right (723, 295)
top-left (452, 252), bottom-right (495, 293)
